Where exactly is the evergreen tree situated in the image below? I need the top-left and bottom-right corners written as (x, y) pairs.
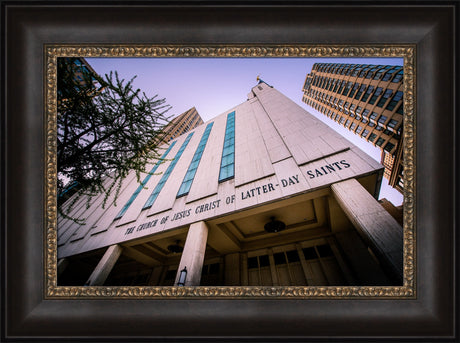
top-left (57, 58), bottom-right (171, 218)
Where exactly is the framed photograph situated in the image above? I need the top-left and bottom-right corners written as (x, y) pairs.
top-left (2, 1), bottom-right (457, 342)
top-left (53, 52), bottom-right (408, 293)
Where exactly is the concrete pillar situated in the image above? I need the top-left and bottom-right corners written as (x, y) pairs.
top-left (85, 244), bottom-right (123, 286)
top-left (334, 231), bottom-right (391, 285)
top-left (57, 258), bottom-right (69, 276)
top-left (331, 178), bottom-right (403, 283)
top-left (268, 249), bottom-right (279, 286)
top-left (240, 252), bottom-right (249, 286)
top-left (296, 244), bottom-right (313, 286)
top-left (158, 266), bottom-right (169, 286)
top-left (175, 221), bottom-right (209, 286)
top-left (148, 265), bottom-right (164, 286)
top-left (224, 253), bottom-right (240, 286)
top-left (326, 237), bottom-right (357, 285)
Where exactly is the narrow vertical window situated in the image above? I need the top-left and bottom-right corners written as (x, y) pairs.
top-left (177, 122), bottom-right (214, 197)
top-left (114, 141), bottom-right (176, 220)
top-left (143, 132), bottom-right (194, 209)
top-left (218, 111), bottom-right (235, 182)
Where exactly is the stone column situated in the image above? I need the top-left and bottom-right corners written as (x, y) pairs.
top-left (175, 221), bottom-right (209, 286)
top-left (326, 237), bottom-right (357, 285)
top-left (296, 244), bottom-right (312, 286)
top-left (148, 265), bottom-right (165, 286)
top-left (334, 230), bottom-right (390, 285)
top-left (240, 252), bottom-right (249, 286)
top-left (85, 244), bottom-right (123, 286)
top-left (331, 178), bottom-right (403, 283)
top-left (224, 253), bottom-right (240, 286)
top-left (268, 249), bottom-right (279, 286)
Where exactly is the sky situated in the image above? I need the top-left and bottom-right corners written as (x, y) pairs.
top-left (86, 57), bottom-right (404, 206)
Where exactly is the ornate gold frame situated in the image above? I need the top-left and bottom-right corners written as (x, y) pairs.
top-left (45, 45), bottom-right (415, 298)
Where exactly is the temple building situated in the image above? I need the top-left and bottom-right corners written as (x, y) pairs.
top-left (301, 62), bottom-right (404, 193)
top-left (57, 80), bottom-right (403, 287)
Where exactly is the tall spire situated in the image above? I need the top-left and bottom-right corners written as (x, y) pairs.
top-left (256, 75), bottom-right (273, 88)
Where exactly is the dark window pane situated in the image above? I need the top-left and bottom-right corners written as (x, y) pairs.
top-left (134, 273), bottom-right (149, 285)
top-left (392, 70), bottom-right (403, 83)
top-left (259, 255), bottom-right (270, 267)
top-left (286, 250), bottom-right (300, 263)
top-left (165, 270), bottom-right (177, 280)
top-left (303, 247), bottom-right (317, 260)
top-left (248, 257), bottom-right (258, 269)
top-left (388, 119), bottom-right (399, 128)
top-left (209, 263), bottom-right (220, 274)
top-left (368, 133), bottom-right (377, 142)
top-left (317, 244), bottom-right (334, 257)
top-left (384, 142), bottom-right (395, 152)
top-left (273, 252), bottom-right (287, 265)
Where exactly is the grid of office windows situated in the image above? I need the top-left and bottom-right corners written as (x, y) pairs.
top-left (176, 122), bottom-right (214, 197)
top-left (143, 132), bottom-right (194, 209)
top-left (302, 62), bottom-right (403, 157)
top-left (218, 111), bottom-right (235, 182)
top-left (114, 141), bottom-right (177, 219)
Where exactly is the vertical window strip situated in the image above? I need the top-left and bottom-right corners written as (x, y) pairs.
top-left (142, 132), bottom-right (194, 209)
top-left (218, 111), bottom-right (235, 182)
top-left (114, 141), bottom-right (177, 220)
top-left (176, 122), bottom-right (214, 197)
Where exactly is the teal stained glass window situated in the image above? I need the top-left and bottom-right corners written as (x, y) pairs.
top-left (218, 111), bottom-right (235, 182)
top-left (114, 141), bottom-right (176, 220)
top-left (143, 132), bottom-right (194, 209)
top-left (177, 122), bottom-right (214, 197)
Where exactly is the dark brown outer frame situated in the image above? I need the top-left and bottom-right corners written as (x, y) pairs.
top-left (1, 1), bottom-right (457, 342)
